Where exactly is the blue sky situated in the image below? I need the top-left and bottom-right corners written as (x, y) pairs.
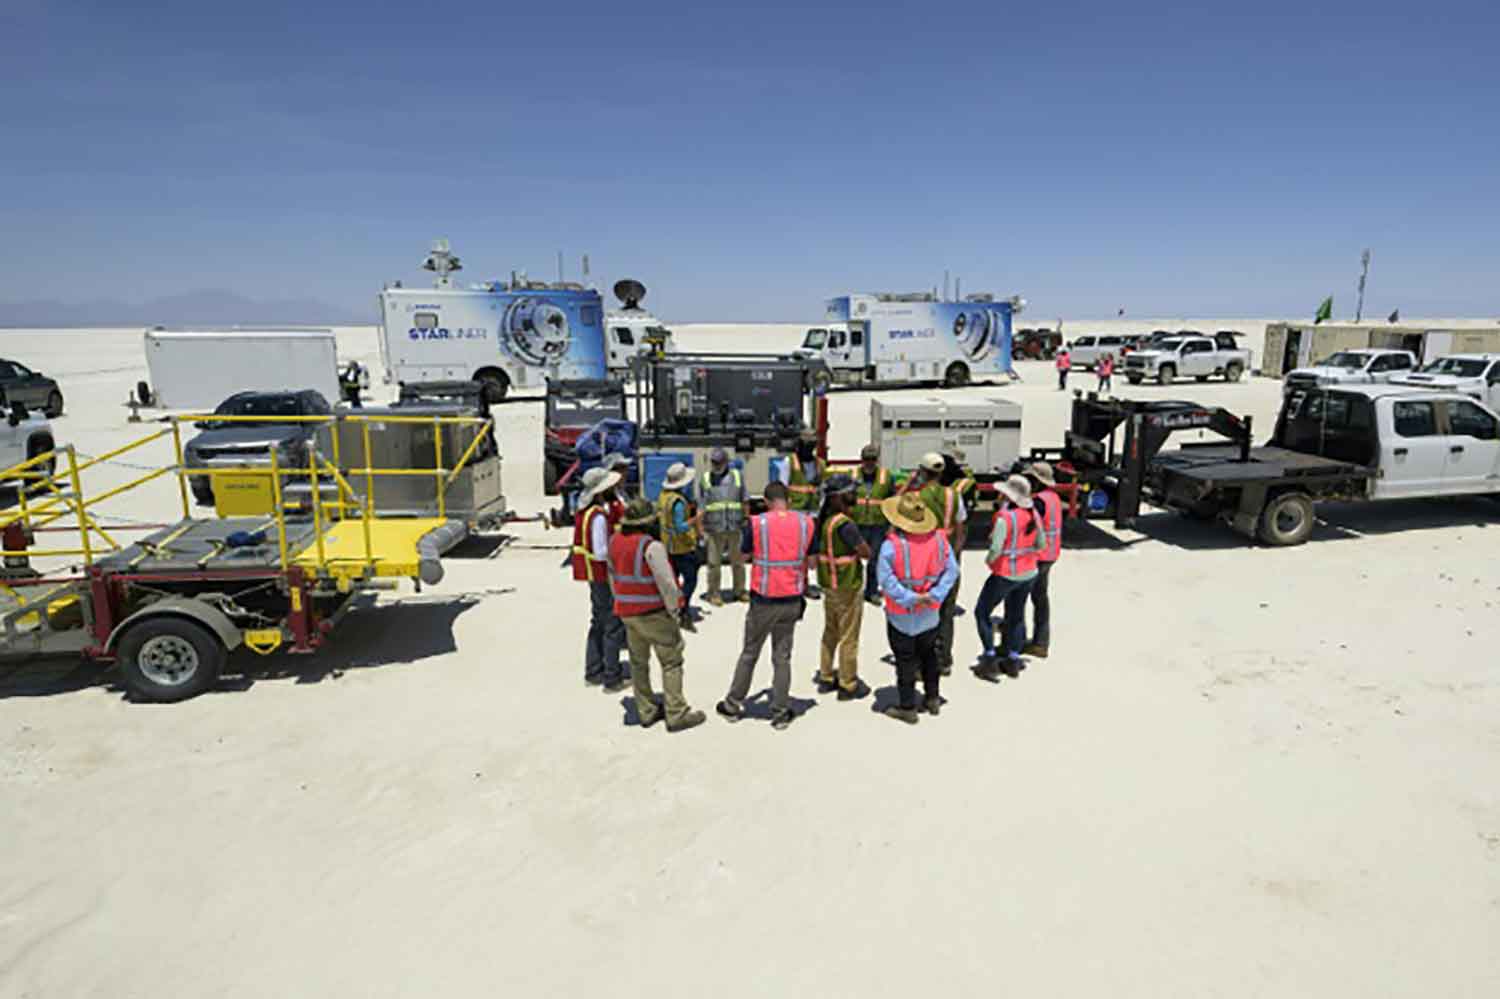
top-left (1, 1), bottom-right (1496, 322)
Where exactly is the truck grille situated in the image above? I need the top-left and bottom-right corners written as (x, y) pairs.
top-left (1125, 356), bottom-right (1147, 369)
top-left (1284, 374), bottom-right (1318, 391)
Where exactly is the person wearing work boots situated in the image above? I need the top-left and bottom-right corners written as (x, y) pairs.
top-left (786, 428), bottom-right (825, 599)
top-left (717, 480), bottom-right (815, 731)
top-left (608, 499), bottom-right (706, 733)
top-left (904, 452), bottom-right (967, 676)
top-left (974, 475), bottom-right (1047, 682)
top-left (1023, 462), bottom-right (1064, 659)
top-left (656, 462), bottom-right (701, 633)
top-left (851, 443), bottom-right (893, 606)
top-left (699, 447), bottom-right (749, 605)
top-left (572, 466), bottom-right (626, 691)
top-left (811, 475), bottom-right (873, 701)
top-left (877, 493), bottom-right (959, 723)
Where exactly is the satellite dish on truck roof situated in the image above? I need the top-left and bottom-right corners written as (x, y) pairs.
top-left (613, 279), bottom-right (647, 310)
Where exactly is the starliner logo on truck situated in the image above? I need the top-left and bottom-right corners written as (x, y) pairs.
top-left (888, 328), bottom-right (936, 340)
top-left (408, 327), bottom-right (488, 341)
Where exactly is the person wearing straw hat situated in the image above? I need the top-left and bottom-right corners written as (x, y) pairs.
top-left (700, 447), bottom-right (749, 606)
top-left (974, 474), bottom-right (1048, 681)
top-left (656, 462), bottom-right (701, 633)
top-left (904, 451), bottom-right (968, 676)
top-left (876, 492), bottom-right (959, 724)
top-left (573, 466), bottom-right (626, 690)
top-left (608, 498), bottom-right (706, 733)
top-left (1023, 461), bottom-right (1064, 659)
top-left (811, 474), bottom-right (873, 700)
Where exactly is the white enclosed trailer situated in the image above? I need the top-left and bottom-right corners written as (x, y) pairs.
top-left (143, 329), bottom-right (341, 409)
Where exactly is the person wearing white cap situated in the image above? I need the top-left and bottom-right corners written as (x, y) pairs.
top-left (974, 474), bottom-right (1048, 681)
top-left (573, 466), bottom-right (626, 690)
top-left (655, 462), bottom-right (701, 632)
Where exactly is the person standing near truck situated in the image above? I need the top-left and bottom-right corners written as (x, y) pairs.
top-left (700, 448), bottom-right (748, 605)
top-left (656, 463), bottom-right (701, 633)
top-left (1023, 462), bottom-right (1063, 659)
top-left (974, 475), bottom-right (1046, 680)
top-left (609, 499), bottom-right (706, 733)
top-left (877, 492), bottom-right (959, 723)
top-left (852, 444), bottom-right (893, 606)
top-left (574, 467), bottom-right (627, 691)
top-left (811, 475), bottom-right (873, 700)
top-left (1097, 352), bottom-right (1115, 393)
top-left (1056, 348), bottom-right (1072, 390)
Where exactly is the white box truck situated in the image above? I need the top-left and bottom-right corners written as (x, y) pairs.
top-left (799, 292), bottom-right (1023, 390)
top-left (143, 329), bottom-right (340, 410)
top-left (377, 241), bottom-right (675, 401)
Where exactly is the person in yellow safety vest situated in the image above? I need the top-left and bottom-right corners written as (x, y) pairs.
top-left (699, 447), bottom-right (749, 606)
top-left (851, 443), bottom-right (893, 607)
top-left (786, 427), bottom-right (826, 598)
top-left (811, 475), bottom-right (874, 700)
top-left (656, 462), bottom-right (701, 633)
top-left (906, 452), bottom-right (968, 676)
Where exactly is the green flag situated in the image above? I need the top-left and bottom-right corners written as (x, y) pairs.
top-left (1314, 296), bottom-right (1333, 324)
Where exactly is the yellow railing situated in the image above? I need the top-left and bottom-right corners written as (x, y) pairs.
top-left (0, 411), bottom-right (493, 579)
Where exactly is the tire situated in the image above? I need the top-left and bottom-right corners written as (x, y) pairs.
top-left (1257, 492), bottom-right (1315, 547)
top-left (1157, 364), bottom-right (1176, 386)
top-left (943, 362), bottom-right (971, 388)
top-left (44, 390), bottom-right (64, 418)
top-left (1126, 375), bottom-right (1143, 385)
top-left (1225, 362), bottom-right (1244, 383)
top-left (1194, 375), bottom-right (1209, 382)
top-left (543, 458), bottom-right (560, 496)
top-left (476, 371), bottom-right (509, 404)
top-left (117, 616), bottom-right (226, 703)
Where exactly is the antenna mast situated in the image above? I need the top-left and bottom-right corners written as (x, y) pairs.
top-left (1355, 248), bottom-right (1371, 322)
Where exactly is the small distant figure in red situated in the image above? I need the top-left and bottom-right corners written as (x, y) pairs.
top-left (1055, 348), bottom-right (1071, 391)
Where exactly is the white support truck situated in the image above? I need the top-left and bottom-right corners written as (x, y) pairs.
top-left (798, 292), bottom-right (1022, 390)
top-left (1281, 348), bottom-right (1418, 395)
top-left (1392, 354), bottom-right (1500, 410)
top-left (1122, 332), bottom-right (1250, 386)
top-left (377, 241), bottom-right (674, 401)
top-left (143, 328), bottom-right (341, 409)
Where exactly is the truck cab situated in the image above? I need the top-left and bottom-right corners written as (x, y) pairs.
top-left (604, 311), bottom-right (675, 376)
top-left (1391, 354), bottom-right (1500, 411)
top-left (1282, 348), bottom-right (1417, 394)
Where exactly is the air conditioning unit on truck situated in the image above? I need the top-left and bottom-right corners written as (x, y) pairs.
top-left (797, 292), bottom-right (1023, 390)
top-left (377, 240), bottom-right (675, 402)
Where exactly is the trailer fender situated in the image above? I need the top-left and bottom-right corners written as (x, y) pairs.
top-left (107, 598), bottom-right (243, 654)
top-left (1230, 484), bottom-right (1269, 538)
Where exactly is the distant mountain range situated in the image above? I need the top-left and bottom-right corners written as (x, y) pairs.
top-left (0, 290), bottom-right (371, 329)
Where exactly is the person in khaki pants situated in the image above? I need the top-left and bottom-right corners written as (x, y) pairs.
top-left (608, 499), bottom-right (706, 733)
top-left (812, 475), bottom-right (873, 700)
top-left (699, 447), bottom-right (748, 604)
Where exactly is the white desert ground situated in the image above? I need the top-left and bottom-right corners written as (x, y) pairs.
top-left (2, 322), bottom-right (1498, 998)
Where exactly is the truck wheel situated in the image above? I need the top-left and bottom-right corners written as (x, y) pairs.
top-left (1257, 492), bottom-right (1315, 547)
top-left (45, 390), bottom-right (64, 418)
top-left (117, 617), bottom-right (226, 703)
top-left (475, 370), bottom-right (509, 404)
top-left (1225, 362), bottom-right (1244, 382)
top-left (25, 435), bottom-right (55, 487)
top-left (1126, 375), bottom-right (1142, 385)
top-left (543, 458), bottom-right (560, 496)
top-left (1157, 364), bottom-right (1176, 386)
top-left (944, 362), bottom-right (970, 388)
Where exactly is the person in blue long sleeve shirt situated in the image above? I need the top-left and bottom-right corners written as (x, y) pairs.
top-left (876, 493), bottom-right (959, 723)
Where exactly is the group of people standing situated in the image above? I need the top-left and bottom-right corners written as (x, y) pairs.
top-left (1054, 347), bottom-right (1114, 393)
top-left (569, 441), bottom-right (1065, 731)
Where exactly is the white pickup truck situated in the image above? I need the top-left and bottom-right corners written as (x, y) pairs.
top-left (1391, 354), bottom-right (1500, 410)
top-left (1281, 348), bottom-right (1418, 395)
top-left (0, 399), bottom-right (56, 485)
top-left (1123, 334), bottom-right (1251, 386)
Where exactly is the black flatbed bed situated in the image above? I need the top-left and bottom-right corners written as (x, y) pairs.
top-left (1152, 445), bottom-right (1372, 485)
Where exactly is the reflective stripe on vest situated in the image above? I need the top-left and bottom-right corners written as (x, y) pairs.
top-left (657, 489), bottom-right (698, 556)
top-left (787, 455), bottom-right (821, 509)
top-left (570, 504), bottom-right (609, 583)
top-left (1037, 490), bottom-right (1063, 563)
top-left (851, 467), bottom-right (891, 525)
top-left (700, 468), bottom-right (745, 529)
top-left (816, 512), bottom-right (861, 591)
top-left (883, 531), bottom-right (948, 616)
top-left (750, 510), bottom-right (811, 597)
top-left (608, 533), bottom-right (667, 617)
top-left (987, 508), bottom-right (1040, 578)
top-left (920, 482), bottom-right (958, 536)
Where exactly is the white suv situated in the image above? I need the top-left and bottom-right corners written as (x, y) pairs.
top-left (1067, 334), bottom-right (1129, 370)
top-left (1393, 354), bottom-right (1500, 410)
top-left (0, 398), bottom-right (57, 484)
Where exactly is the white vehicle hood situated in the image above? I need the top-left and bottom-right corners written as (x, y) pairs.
top-left (1287, 364), bottom-right (1370, 381)
top-left (1392, 372), bottom-right (1474, 389)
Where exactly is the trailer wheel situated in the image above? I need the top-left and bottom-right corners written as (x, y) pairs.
top-left (1157, 364), bottom-right (1176, 386)
top-left (1257, 492), bottom-right (1315, 547)
top-left (944, 362), bottom-right (971, 388)
top-left (117, 617), bottom-right (226, 703)
top-left (1225, 362), bottom-right (1244, 382)
top-left (543, 458), bottom-right (560, 496)
top-left (475, 369), bottom-right (510, 404)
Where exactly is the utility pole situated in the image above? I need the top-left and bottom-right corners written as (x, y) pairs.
top-left (1355, 248), bottom-right (1371, 322)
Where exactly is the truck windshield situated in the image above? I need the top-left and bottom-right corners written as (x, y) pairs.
top-left (644, 325), bottom-right (672, 342)
top-left (1156, 339), bottom-right (1185, 351)
top-left (1323, 352), bottom-right (1369, 369)
top-left (802, 329), bottom-right (828, 349)
top-left (549, 393), bottom-right (624, 427)
top-left (1421, 358), bottom-right (1488, 377)
top-left (213, 395), bottom-right (306, 420)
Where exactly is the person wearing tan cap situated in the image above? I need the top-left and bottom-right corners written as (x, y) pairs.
top-left (974, 474), bottom-right (1048, 681)
top-left (1023, 461), bottom-right (1064, 658)
top-left (876, 492), bottom-right (959, 724)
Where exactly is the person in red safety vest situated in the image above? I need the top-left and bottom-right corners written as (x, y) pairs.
top-left (573, 467), bottom-right (626, 690)
top-left (1023, 461), bottom-right (1064, 659)
top-left (608, 499), bottom-right (706, 733)
top-left (1055, 348), bottom-right (1072, 391)
top-left (973, 474), bottom-right (1048, 681)
top-left (875, 492), bottom-right (959, 724)
top-left (716, 480), bottom-right (814, 731)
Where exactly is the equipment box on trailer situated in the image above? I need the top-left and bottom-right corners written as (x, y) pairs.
top-left (144, 329), bottom-right (341, 410)
top-left (870, 395), bottom-right (1022, 475)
